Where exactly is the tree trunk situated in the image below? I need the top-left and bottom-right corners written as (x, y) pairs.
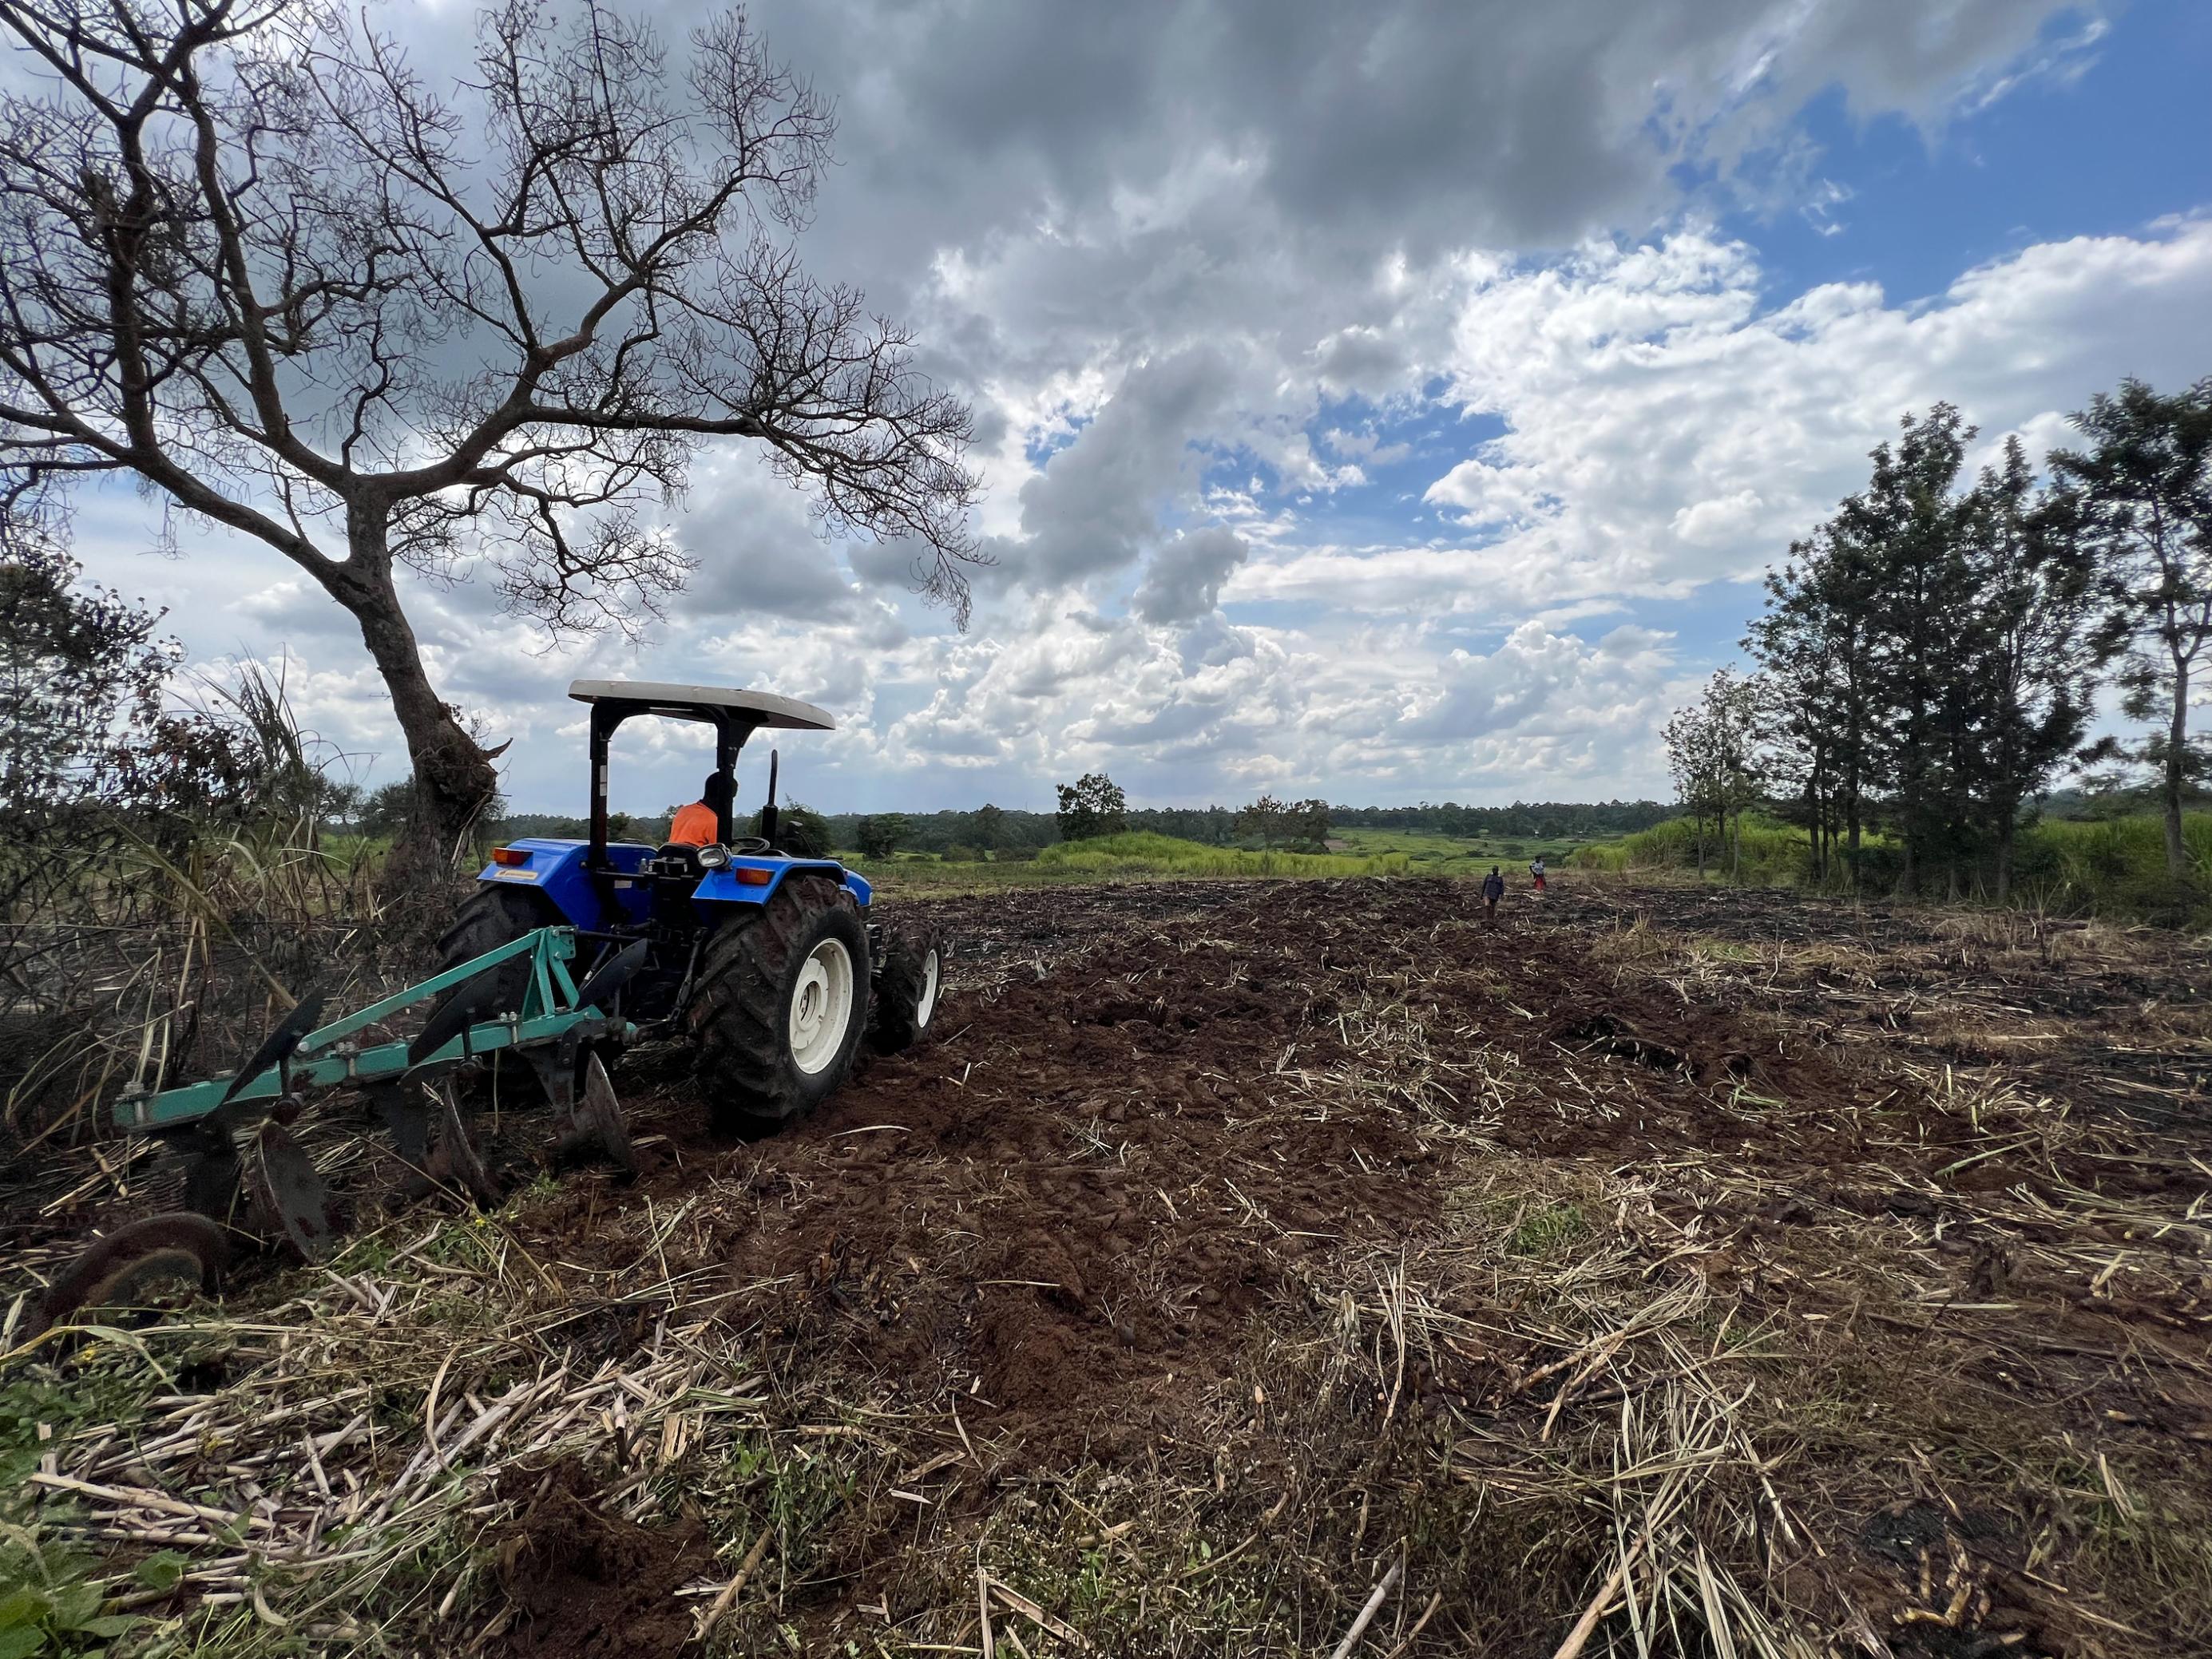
top-left (1995, 823), bottom-right (2014, 905)
top-left (2166, 652), bottom-right (2190, 879)
top-left (1845, 763), bottom-right (1862, 896)
top-left (327, 508), bottom-right (499, 888)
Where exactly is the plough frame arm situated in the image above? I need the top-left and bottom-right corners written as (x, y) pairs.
top-left (111, 928), bottom-right (628, 1133)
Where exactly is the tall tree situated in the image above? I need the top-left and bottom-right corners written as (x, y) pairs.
top-left (1701, 669), bottom-right (1764, 881)
top-left (0, 0), bottom-right (977, 874)
top-left (1235, 794), bottom-right (1290, 849)
top-left (853, 814), bottom-right (909, 860)
top-left (0, 519), bottom-right (172, 813)
top-left (1746, 406), bottom-right (2111, 901)
top-left (1748, 516), bottom-right (1883, 887)
top-left (1054, 773), bottom-right (1128, 842)
top-left (1662, 699), bottom-right (1722, 878)
top-left (1966, 438), bottom-right (2099, 900)
top-left (2050, 378), bottom-right (2212, 879)
top-left (1663, 671), bottom-right (1762, 882)
top-left (1849, 405), bottom-right (1984, 896)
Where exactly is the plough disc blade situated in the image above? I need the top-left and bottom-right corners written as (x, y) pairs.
top-left (424, 1087), bottom-right (502, 1208)
top-left (372, 1086), bottom-right (433, 1169)
top-left (555, 1051), bottom-right (636, 1175)
top-left (405, 976), bottom-right (503, 1071)
top-left (574, 938), bottom-right (649, 1012)
top-left (181, 1135), bottom-right (245, 1227)
top-left (31, 1212), bottom-right (232, 1339)
top-left (246, 1124), bottom-right (336, 1263)
top-left (219, 991), bottom-right (327, 1107)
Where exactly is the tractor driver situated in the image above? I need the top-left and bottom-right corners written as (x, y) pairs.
top-left (668, 770), bottom-right (735, 847)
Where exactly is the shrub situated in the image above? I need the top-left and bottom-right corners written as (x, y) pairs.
top-left (759, 803), bottom-right (832, 858)
top-left (854, 814), bottom-right (910, 859)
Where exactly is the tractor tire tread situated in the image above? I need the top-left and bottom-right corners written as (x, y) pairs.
top-left (429, 885), bottom-right (560, 1090)
top-left (870, 925), bottom-right (945, 1055)
top-left (434, 885), bottom-right (558, 972)
top-left (687, 876), bottom-right (867, 1132)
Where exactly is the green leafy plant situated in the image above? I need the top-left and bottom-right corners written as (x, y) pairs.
top-left (0, 1526), bottom-right (139, 1657)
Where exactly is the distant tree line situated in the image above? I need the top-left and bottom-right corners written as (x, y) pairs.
top-left (1671, 377), bottom-right (2210, 901)
top-left (472, 785), bottom-right (1666, 860)
top-left (1329, 800), bottom-right (1672, 839)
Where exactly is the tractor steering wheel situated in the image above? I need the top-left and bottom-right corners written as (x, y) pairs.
top-left (725, 837), bottom-right (772, 854)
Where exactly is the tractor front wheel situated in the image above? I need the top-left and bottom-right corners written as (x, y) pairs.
top-left (687, 877), bottom-right (870, 1134)
top-left (870, 925), bottom-right (945, 1054)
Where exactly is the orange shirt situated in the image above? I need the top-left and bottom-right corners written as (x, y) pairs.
top-left (668, 801), bottom-right (720, 845)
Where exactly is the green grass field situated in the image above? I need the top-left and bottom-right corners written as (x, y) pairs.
top-left (1329, 826), bottom-right (1596, 873)
top-left (1572, 810), bottom-right (2210, 922)
top-left (846, 828), bottom-right (1619, 895)
top-left (1036, 830), bottom-right (1409, 878)
top-left (847, 830), bottom-right (1419, 893)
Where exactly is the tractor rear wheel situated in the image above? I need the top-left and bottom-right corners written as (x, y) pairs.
top-left (430, 885), bottom-right (560, 1096)
top-left (687, 877), bottom-right (870, 1134)
top-left (870, 925), bottom-right (945, 1054)
top-left (434, 883), bottom-right (560, 984)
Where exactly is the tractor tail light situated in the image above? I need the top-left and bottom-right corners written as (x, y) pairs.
top-left (490, 846), bottom-right (530, 866)
top-left (734, 867), bottom-right (773, 886)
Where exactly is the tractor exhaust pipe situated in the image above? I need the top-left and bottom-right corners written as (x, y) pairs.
top-left (761, 747), bottom-right (780, 849)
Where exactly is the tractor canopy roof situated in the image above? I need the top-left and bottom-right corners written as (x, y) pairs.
top-left (566, 679), bottom-right (834, 731)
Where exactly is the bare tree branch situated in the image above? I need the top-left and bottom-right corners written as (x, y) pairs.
top-left (0, 0), bottom-right (981, 847)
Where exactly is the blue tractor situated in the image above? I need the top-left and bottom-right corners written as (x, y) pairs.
top-left (434, 679), bottom-right (943, 1132)
top-left (28, 680), bottom-right (944, 1338)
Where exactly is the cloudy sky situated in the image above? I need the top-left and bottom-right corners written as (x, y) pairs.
top-left (54, 0), bottom-right (2212, 817)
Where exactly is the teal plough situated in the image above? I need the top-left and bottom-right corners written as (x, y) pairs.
top-left (111, 926), bottom-right (631, 1132)
top-left (33, 927), bottom-right (641, 1337)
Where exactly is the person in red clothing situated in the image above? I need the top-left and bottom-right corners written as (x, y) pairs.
top-left (668, 771), bottom-right (735, 846)
top-left (1529, 856), bottom-right (1547, 893)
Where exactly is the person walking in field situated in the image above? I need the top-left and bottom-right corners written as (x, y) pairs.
top-left (1529, 856), bottom-right (1546, 893)
top-left (668, 770), bottom-right (735, 846)
top-left (1481, 865), bottom-right (1506, 926)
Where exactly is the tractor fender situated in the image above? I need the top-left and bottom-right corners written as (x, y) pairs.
top-left (472, 837), bottom-right (654, 932)
top-left (692, 858), bottom-right (872, 913)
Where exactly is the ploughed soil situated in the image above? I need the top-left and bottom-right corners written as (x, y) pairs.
top-left (5, 874), bottom-right (2207, 1657)
top-left (489, 1462), bottom-right (719, 1659)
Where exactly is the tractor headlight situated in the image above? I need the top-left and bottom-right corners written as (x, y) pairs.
top-left (696, 844), bottom-right (731, 870)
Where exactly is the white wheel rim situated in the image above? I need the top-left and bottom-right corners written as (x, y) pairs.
top-left (915, 948), bottom-right (941, 1027)
top-left (789, 937), bottom-right (856, 1076)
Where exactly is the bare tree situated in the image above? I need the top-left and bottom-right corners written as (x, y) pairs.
top-left (0, 0), bottom-right (979, 872)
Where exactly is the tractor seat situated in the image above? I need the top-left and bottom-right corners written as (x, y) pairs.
top-left (649, 843), bottom-right (705, 880)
